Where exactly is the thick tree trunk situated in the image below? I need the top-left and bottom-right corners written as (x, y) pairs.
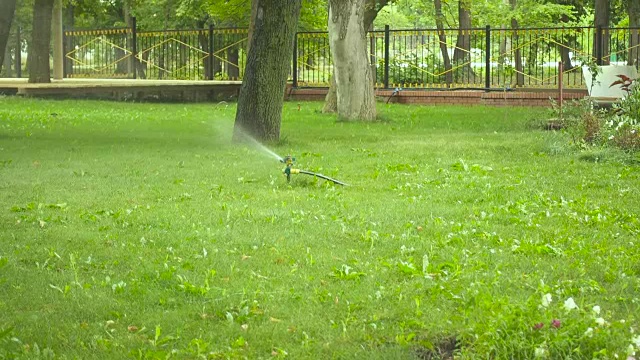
top-left (322, 75), bottom-right (337, 113)
top-left (629, 0), bottom-right (640, 66)
top-left (29, 0), bottom-right (54, 83)
top-left (233, 0), bottom-right (301, 142)
top-left (0, 0), bottom-right (17, 74)
top-left (434, 0), bottom-right (452, 84)
top-left (328, 0), bottom-right (376, 121)
top-left (247, 0), bottom-right (259, 55)
top-left (594, 0), bottom-right (610, 65)
top-left (323, 0), bottom-right (388, 114)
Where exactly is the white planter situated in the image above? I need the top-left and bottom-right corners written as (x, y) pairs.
top-left (582, 65), bottom-right (638, 98)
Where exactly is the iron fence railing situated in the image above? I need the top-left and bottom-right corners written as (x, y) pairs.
top-left (2, 19), bottom-right (639, 90)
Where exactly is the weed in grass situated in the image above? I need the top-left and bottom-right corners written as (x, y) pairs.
top-left (1, 98), bottom-right (640, 358)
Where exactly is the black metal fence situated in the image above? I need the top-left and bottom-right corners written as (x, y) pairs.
top-left (2, 19), bottom-right (639, 90)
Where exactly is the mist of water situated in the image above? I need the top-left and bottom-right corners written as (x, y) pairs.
top-left (237, 130), bottom-right (284, 162)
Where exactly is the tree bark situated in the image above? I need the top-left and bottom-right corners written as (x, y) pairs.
top-left (0, 0), bottom-right (18, 75)
top-left (29, 0), bottom-right (55, 83)
top-left (233, 0), bottom-right (302, 142)
top-left (323, 0), bottom-right (388, 114)
top-left (629, 0), bottom-right (640, 66)
top-left (453, 0), bottom-right (475, 83)
top-left (328, 0), bottom-right (377, 121)
top-left (510, 0), bottom-right (524, 86)
top-left (594, 0), bottom-right (610, 65)
top-left (434, 0), bottom-right (452, 84)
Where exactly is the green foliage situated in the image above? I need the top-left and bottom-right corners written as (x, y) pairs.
top-left (0, 98), bottom-right (639, 358)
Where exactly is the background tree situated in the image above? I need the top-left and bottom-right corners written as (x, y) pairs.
top-left (28, 0), bottom-right (54, 83)
top-left (0, 0), bottom-right (18, 75)
top-left (326, 0), bottom-right (378, 121)
top-left (628, 0), bottom-right (639, 66)
top-left (594, 0), bottom-right (610, 64)
top-left (323, 0), bottom-right (388, 117)
top-left (233, 0), bottom-right (302, 142)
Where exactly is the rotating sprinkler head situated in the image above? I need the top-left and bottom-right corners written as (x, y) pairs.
top-left (280, 154), bottom-right (348, 186)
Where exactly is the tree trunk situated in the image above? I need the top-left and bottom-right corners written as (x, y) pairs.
top-left (227, 48), bottom-right (239, 79)
top-left (594, 0), bottom-right (610, 65)
top-left (434, 0), bottom-right (452, 84)
top-left (63, 5), bottom-right (74, 76)
top-left (323, 0), bottom-right (388, 114)
top-left (629, 0), bottom-right (640, 66)
top-left (328, 0), bottom-right (376, 121)
top-left (510, 0), bottom-right (524, 87)
top-left (247, 0), bottom-right (259, 55)
top-left (233, 0), bottom-right (302, 142)
top-left (0, 0), bottom-right (18, 75)
top-left (29, 0), bottom-right (54, 83)
top-left (453, 1), bottom-right (475, 83)
top-left (322, 75), bottom-right (337, 113)
top-left (3, 44), bottom-right (12, 76)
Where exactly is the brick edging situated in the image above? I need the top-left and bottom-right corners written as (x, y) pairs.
top-left (285, 86), bottom-right (588, 107)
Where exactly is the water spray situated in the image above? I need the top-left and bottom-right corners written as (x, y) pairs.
top-left (280, 155), bottom-right (348, 186)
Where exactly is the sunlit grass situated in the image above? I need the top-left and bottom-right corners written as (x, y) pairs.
top-left (1, 97), bottom-right (639, 358)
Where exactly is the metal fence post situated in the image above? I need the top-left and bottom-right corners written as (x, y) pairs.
top-left (208, 24), bottom-right (214, 80)
top-left (131, 16), bottom-right (137, 79)
top-left (485, 25), bottom-right (491, 90)
top-left (292, 33), bottom-right (298, 87)
top-left (384, 24), bottom-right (390, 89)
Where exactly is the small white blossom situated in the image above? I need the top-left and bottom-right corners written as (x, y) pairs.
top-left (535, 346), bottom-right (548, 358)
top-left (541, 293), bottom-right (552, 307)
top-left (564, 297), bottom-right (578, 312)
top-left (595, 317), bottom-right (606, 326)
top-left (609, 135), bottom-right (615, 140)
top-left (584, 327), bottom-right (594, 337)
top-left (592, 305), bottom-right (601, 315)
top-left (633, 335), bottom-right (640, 347)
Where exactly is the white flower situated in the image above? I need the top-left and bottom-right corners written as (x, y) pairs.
top-left (632, 335), bottom-right (640, 347)
top-left (609, 135), bottom-right (615, 140)
top-left (627, 344), bottom-right (635, 356)
top-left (564, 297), bottom-right (578, 312)
top-left (584, 327), bottom-right (594, 337)
top-left (595, 317), bottom-right (606, 326)
top-left (535, 346), bottom-right (548, 358)
top-left (592, 305), bottom-right (601, 315)
top-left (541, 293), bottom-right (552, 307)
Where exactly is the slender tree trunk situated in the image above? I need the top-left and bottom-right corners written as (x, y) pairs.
top-left (328, 0), bottom-right (376, 121)
top-left (510, 0), bottom-right (524, 86)
top-left (63, 5), bottom-right (74, 75)
top-left (629, 0), bottom-right (640, 66)
top-left (227, 48), bottom-right (239, 79)
top-left (434, 0), bottom-right (452, 84)
top-left (233, 0), bottom-right (302, 142)
top-left (453, 1), bottom-right (471, 62)
top-left (29, 0), bottom-right (55, 83)
top-left (594, 0), bottom-right (610, 65)
top-left (0, 0), bottom-right (17, 74)
top-left (323, 0), bottom-right (388, 114)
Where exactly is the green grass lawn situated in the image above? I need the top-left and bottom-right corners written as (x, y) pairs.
top-left (1, 97), bottom-right (639, 359)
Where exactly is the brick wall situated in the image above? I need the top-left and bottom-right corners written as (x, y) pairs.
top-left (286, 86), bottom-right (587, 107)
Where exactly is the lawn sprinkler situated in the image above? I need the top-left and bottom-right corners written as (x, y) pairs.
top-left (280, 155), bottom-right (348, 186)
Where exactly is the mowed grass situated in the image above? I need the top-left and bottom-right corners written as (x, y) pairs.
top-left (1, 97), bottom-right (639, 359)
